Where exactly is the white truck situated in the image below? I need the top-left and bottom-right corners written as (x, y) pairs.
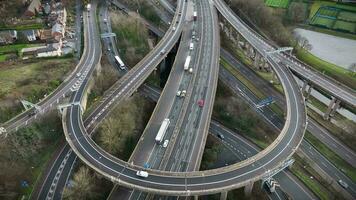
top-left (184, 56), bottom-right (191, 70)
top-left (155, 119), bottom-right (170, 144)
top-left (189, 42), bottom-right (194, 50)
top-left (265, 179), bottom-right (279, 193)
top-left (86, 4), bottom-right (91, 12)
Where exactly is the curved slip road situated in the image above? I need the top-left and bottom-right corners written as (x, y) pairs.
top-left (62, 0), bottom-right (306, 196)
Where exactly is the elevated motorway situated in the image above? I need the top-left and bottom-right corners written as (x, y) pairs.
top-left (0, 4), bottom-right (101, 135)
top-left (123, 0), bottom-right (220, 198)
top-left (160, 0), bottom-right (220, 172)
top-left (62, 0), bottom-right (306, 196)
top-left (213, 0), bottom-right (356, 108)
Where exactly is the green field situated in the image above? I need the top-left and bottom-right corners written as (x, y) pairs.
top-left (311, 16), bottom-right (335, 28)
top-left (333, 20), bottom-right (356, 32)
top-left (338, 11), bottom-right (356, 22)
top-left (309, 2), bottom-right (356, 34)
top-left (265, 0), bottom-right (290, 8)
top-left (309, 1), bottom-right (356, 19)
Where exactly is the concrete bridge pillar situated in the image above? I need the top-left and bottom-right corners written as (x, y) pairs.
top-left (244, 182), bottom-right (254, 197)
top-left (305, 84), bottom-right (313, 99)
top-left (220, 191), bottom-right (228, 200)
top-left (160, 57), bottom-right (167, 72)
top-left (254, 53), bottom-right (261, 68)
top-left (330, 99), bottom-right (341, 117)
top-left (324, 97), bottom-right (341, 120)
top-left (302, 80), bottom-right (308, 93)
top-left (263, 60), bottom-right (271, 72)
top-left (194, 195), bottom-right (199, 200)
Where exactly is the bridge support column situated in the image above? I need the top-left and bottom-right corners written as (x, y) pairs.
top-left (330, 99), bottom-right (340, 117)
top-left (220, 191), bottom-right (228, 200)
top-left (254, 53), bottom-right (260, 68)
top-left (160, 57), bottom-right (167, 72)
top-left (324, 97), bottom-right (340, 120)
top-left (244, 182), bottom-right (254, 197)
top-left (263, 60), bottom-right (271, 72)
top-left (305, 84), bottom-right (312, 99)
top-left (194, 195), bottom-right (199, 200)
top-left (302, 80), bottom-right (308, 94)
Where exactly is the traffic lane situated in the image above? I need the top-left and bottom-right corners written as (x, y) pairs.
top-left (221, 46), bottom-right (356, 168)
top-left (129, 27), bottom-right (190, 166)
top-left (175, 0), bottom-right (219, 172)
top-left (52, 151), bottom-right (77, 200)
top-left (83, 33), bottom-right (183, 134)
top-left (218, 67), bottom-right (284, 129)
top-left (281, 55), bottom-right (356, 106)
top-left (220, 48), bottom-right (286, 110)
top-left (301, 141), bottom-right (356, 197)
top-left (163, 0), bottom-right (208, 172)
top-left (67, 99), bottom-right (302, 193)
top-left (4, 8), bottom-right (93, 133)
top-left (142, 85), bottom-right (314, 200)
top-left (307, 120), bottom-right (356, 168)
top-left (36, 145), bottom-right (71, 200)
top-left (215, 0), bottom-right (355, 106)
top-left (67, 0), bottom-right (304, 194)
top-left (218, 53), bottom-right (352, 199)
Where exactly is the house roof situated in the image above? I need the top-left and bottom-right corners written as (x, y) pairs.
top-left (27, 0), bottom-right (41, 14)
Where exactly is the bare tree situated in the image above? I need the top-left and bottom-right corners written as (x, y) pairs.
top-left (289, 2), bottom-right (306, 23)
top-left (62, 167), bottom-right (98, 200)
top-left (349, 63), bottom-right (356, 73)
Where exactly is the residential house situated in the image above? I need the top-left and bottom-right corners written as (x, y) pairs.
top-left (51, 22), bottom-right (64, 41)
top-left (24, 0), bottom-right (42, 17)
top-left (37, 42), bottom-right (62, 57)
top-left (0, 30), bottom-right (18, 45)
top-left (21, 29), bottom-right (40, 42)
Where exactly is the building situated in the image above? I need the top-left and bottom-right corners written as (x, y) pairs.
top-left (0, 30), bottom-right (18, 45)
top-left (21, 41), bottom-right (62, 58)
top-left (51, 22), bottom-right (64, 41)
top-left (24, 0), bottom-right (42, 17)
top-left (36, 42), bottom-right (62, 57)
top-left (21, 29), bottom-right (39, 42)
top-left (39, 29), bottom-right (52, 41)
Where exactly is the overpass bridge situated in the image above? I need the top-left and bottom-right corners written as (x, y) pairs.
top-left (62, 0), bottom-right (306, 196)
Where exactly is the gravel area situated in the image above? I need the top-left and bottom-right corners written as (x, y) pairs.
top-left (294, 28), bottom-right (356, 70)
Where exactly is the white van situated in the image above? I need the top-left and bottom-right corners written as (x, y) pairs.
top-left (136, 170), bottom-right (149, 178)
top-left (189, 42), bottom-right (194, 50)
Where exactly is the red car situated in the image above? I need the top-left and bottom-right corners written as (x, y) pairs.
top-left (198, 99), bottom-right (204, 107)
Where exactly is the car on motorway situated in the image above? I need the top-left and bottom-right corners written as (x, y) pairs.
top-left (198, 99), bottom-right (204, 107)
top-left (338, 180), bottom-right (348, 189)
top-left (28, 109), bottom-right (38, 117)
top-left (160, 50), bottom-right (166, 55)
top-left (163, 140), bottom-right (169, 148)
top-left (217, 133), bottom-right (224, 140)
top-left (76, 72), bottom-right (81, 77)
top-left (0, 127), bottom-right (6, 135)
top-left (136, 170), bottom-right (148, 178)
top-left (172, 27), bottom-right (176, 31)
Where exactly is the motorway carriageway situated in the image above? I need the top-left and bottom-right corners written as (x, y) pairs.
top-left (62, 0), bottom-right (306, 196)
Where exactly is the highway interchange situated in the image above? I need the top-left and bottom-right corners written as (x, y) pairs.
top-left (1, 0), bottom-right (354, 199)
top-left (61, 0), bottom-right (308, 196)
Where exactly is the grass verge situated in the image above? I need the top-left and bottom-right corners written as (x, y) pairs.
top-left (305, 131), bottom-right (356, 182)
top-left (220, 57), bottom-right (284, 118)
top-left (0, 57), bottom-right (75, 123)
top-left (295, 46), bottom-right (356, 90)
